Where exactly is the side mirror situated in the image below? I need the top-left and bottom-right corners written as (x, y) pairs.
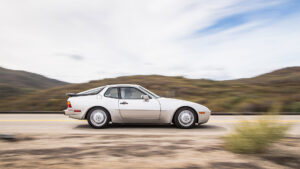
top-left (142, 95), bottom-right (150, 101)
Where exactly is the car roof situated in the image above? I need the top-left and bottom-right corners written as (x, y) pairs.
top-left (106, 84), bottom-right (140, 88)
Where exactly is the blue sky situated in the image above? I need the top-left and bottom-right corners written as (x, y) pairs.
top-left (0, 0), bottom-right (300, 83)
top-left (197, 0), bottom-right (300, 35)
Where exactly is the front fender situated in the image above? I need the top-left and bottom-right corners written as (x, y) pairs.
top-left (158, 98), bottom-right (211, 124)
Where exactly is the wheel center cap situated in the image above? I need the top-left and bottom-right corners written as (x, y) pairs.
top-left (181, 114), bottom-right (191, 123)
top-left (94, 113), bottom-right (104, 123)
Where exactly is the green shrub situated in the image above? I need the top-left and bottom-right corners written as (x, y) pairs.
top-left (224, 116), bottom-right (290, 154)
top-left (283, 102), bottom-right (300, 112)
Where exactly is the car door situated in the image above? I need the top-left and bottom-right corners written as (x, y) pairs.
top-left (118, 87), bottom-right (161, 122)
top-left (102, 87), bottom-right (123, 122)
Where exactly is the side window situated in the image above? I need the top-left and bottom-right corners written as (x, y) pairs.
top-left (104, 87), bottom-right (119, 99)
top-left (120, 87), bottom-right (146, 99)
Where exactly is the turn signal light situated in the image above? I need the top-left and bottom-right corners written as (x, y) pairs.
top-left (67, 101), bottom-right (72, 108)
top-left (198, 112), bottom-right (205, 114)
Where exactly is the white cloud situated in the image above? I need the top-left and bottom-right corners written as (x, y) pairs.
top-left (0, 0), bottom-right (299, 83)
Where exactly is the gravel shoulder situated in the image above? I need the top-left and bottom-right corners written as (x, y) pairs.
top-left (1, 115), bottom-right (300, 168)
top-left (0, 133), bottom-right (300, 169)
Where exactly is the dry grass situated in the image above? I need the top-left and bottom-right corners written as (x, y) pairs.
top-left (224, 115), bottom-right (290, 153)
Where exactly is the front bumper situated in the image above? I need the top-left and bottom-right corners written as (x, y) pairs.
top-left (198, 110), bottom-right (211, 124)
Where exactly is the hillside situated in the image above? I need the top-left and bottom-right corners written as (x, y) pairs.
top-left (236, 67), bottom-right (300, 84)
top-left (0, 66), bottom-right (299, 113)
top-left (0, 67), bottom-right (68, 102)
top-left (0, 67), bottom-right (68, 89)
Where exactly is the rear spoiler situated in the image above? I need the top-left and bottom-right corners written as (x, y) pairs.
top-left (66, 93), bottom-right (78, 97)
top-left (66, 93), bottom-right (96, 97)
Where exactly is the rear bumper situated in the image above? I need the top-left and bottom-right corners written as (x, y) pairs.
top-left (64, 109), bottom-right (84, 119)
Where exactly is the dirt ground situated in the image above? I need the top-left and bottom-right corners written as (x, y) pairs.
top-left (0, 133), bottom-right (299, 169)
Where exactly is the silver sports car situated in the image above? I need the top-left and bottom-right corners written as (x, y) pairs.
top-left (64, 84), bottom-right (211, 129)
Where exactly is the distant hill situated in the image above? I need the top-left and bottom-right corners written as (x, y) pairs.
top-left (0, 67), bottom-right (68, 103)
top-left (0, 67), bottom-right (67, 89)
top-left (236, 67), bottom-right (300, 84)
top-left (0, 67), bottom-right (299, 113)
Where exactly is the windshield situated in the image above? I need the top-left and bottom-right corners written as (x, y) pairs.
top-left (138, 86), bottom-right (160, 98)
top-left (78, 86), bottom-right (105, 95)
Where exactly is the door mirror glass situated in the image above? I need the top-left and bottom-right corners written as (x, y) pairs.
top-left (142, 95), bottom-right (149, 101)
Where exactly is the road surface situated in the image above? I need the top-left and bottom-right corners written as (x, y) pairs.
top-left (0, 114), bottom-right (299, 136)
top-left (0, 114), bottom-right (300, 169)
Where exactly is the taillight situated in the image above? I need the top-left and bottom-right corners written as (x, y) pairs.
top-left (67, 101), bottom-right (72, 108)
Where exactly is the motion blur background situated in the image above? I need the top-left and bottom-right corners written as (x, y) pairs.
top-left (0, 0), bottom-right (299, 113)
top-left (1, 1), bottom-right (300, 169)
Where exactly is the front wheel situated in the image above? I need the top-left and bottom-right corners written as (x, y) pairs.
top-left (87, 108), bottom-right (110, 129)
top-left (174, 107), bottom-right (197, 129)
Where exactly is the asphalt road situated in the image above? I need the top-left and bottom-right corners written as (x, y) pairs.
top-left (1, 114), bottom-right (300, 136)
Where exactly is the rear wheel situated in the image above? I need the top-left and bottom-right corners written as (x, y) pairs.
top-left (87, 108), bottom-right (110, 129)
top-left (174, 107), bottom-right (197, 129)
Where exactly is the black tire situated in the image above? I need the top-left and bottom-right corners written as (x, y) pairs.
top-left (174, 107), bottom-right (197, 129)
top-left (87, 107), bottom-right (110, 129)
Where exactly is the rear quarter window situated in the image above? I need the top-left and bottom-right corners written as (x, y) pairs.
top-left (77, 87), bottom-right (104, 95)
top-left (104, 87), bottom-right (119, 98)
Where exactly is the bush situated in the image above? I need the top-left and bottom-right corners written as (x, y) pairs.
top-left (224, 116), bottom-right (290, 154)
top-left (283, 102), bottom-right (300, 112)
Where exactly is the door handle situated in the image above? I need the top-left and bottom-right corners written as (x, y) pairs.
top-left (120, 101), bottom-right (128, 105)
